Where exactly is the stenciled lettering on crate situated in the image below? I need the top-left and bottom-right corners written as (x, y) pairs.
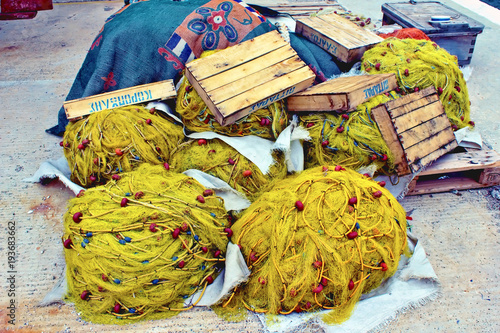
top-left (287, 73), bottom-right (397, 112)
top-left (185, 30), bottom-right (316, 126)
top-left (371, 86), bottom-right (458, 175)
top-left (296, 14), bottom-right (383, 63)
top-left (89, 91), bottom-right (153, 113)
top-left (64, 80), bottom-right (176, 120)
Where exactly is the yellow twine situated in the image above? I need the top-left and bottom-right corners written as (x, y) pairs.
top-left (170, 138), bottom-right (288, 202)
top-left (62, 105), bottom-right (185, 187)
top-left (176, 53), bottom-right (289, 139)
top-left (301, 91), bottom-right (400, 172)
top-left (362, 38), bottom-right (472, 129)
top-left (63, 164), bottom-right (230, 324)
top-left (216, 165), bottom-right (409, 324)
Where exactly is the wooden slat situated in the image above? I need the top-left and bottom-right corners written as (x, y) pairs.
top-left (390, 94), bottom-right (440, 119)
top-left (199, 45), bottom-right (296, 91)
top-left (371, 104), bottom-right (410, 175)
top-left (298, 16), bottom-right (361, 49)
top-left (185, 31), bottom-right (285, 80)
top-left (287, 73), bottom-right (397, 112)
top-left (287, 94), bottom-right (347, 112)
top-left (345, 74), bottom-right (398, 109)
top-left (220, 76), bottom-right (315, 125)
top-left (296, 15), bottom-right (382, 62)
top-left (392, 100), bottom-right (444, 133)
top-left (407, 177), bottom-right (493, 195)
top-left (391, 95), bottom-right (441, 120)
top-left (399, 114), bottom-right (452, 149)
top-left (419, 149), bottom-right (500, 176)
top-left (407, 148), bottom-right (500, 195)
top-left (405, 129), bottom-right (456, 165)
top-left (217, 66), bottom-right (315, 117)
top-left (294, 73), bottom-right (395, 95)
top-left (186, 30), bottom-right (315, 126)
top-left (266, 2), bottom-right (344, 16)
top-left (296, 23), bottom-right (349, 61)
top-left (64, 80), bottom-right (176, 120)
top-left (409, 140), bottom-right (458, 173)
top-left (184, 69), bottom-right (220, 122)
top-left (315, 14), bottom-right (382, 44)
top-left (385, 86), bottom-right (436, 112)
top-left (479, 167), bottom-right (500, 185)
top-left (207, 56), bottom-right (306, 105)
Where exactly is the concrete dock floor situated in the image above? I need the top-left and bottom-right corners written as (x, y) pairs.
top-left (0, 1), bottom-right (499, 332)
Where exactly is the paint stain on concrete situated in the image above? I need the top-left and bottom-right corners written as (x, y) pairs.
top-left (0, 45), bottom-right (20, 52)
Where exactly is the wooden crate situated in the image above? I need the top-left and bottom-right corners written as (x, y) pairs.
top-left (295, 13), bottom-right (383, 63)
top-left (255, 1), bottom-right (345, 17)
top-left (407, 148), bottom-right (500, 195)
top-left (287, 73), bottom-right (397, 112)
top-left (64, 80), bottom-right (176, 120)
top-left (371, 86), bottom-right (458, 175)
top-left (184, 30), bottom-right (316, 126)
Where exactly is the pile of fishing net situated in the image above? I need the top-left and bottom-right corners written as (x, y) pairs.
top-left (378, 28), bottom-right (431, 40)
top-left (300, 91), bottom-right (400, 173)
top-left (176, 53), bottom-right (289, 140)
top-left (62, 105), bottom-right (184, 187)
top-left (361, 38), bottom-right (473, 129)
top-left (62, 164), bottom-right (230, 324)
top-left (169, 138), bottom-right (288, 202)
top-left (215, 165), bottom-right (409, 323)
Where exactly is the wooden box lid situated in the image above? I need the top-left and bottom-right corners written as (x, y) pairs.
top-left (64, 80), bottom-right (176, 120)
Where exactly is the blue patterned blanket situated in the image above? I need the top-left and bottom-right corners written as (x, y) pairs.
top-left (47, 0), bottom-right (341, 136)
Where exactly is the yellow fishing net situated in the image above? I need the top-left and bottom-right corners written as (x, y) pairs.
top-left (63, 164), bottom-right (230, 324)
top-left (62, 105), bottom-right (185, 187)
top-left (301, 91), bottom-right (400, 173)
top-left (215, 166), bottom-right (409, 324)
top-left (362, 38), bottom-right (473, 129)
top-left (170, 138), bottom-right (288, 202)
top-left (176, 53), bottom-right (289, 140)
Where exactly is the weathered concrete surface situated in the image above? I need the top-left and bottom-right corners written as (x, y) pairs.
top-left (0, 1), bottom-right (499, 332)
